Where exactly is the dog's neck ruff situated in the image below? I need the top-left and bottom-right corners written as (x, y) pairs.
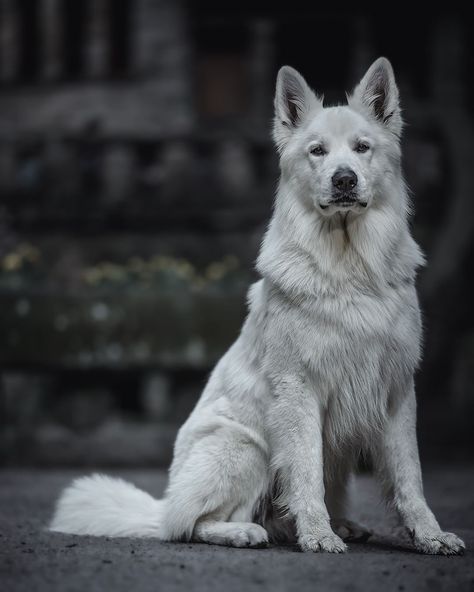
top-left (257, 181), bottom-right (423, 301)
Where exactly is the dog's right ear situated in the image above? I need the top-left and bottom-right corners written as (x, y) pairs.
top-left (273, 66), bottom-right (321, 152)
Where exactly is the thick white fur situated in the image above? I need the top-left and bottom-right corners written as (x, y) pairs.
top-left (50, 58), bottom-right (465, 555)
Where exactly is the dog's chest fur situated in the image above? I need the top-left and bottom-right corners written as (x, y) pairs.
top-left (257, 221), bottom-right (422, 449)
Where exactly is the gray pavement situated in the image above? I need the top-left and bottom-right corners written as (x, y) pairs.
top-left (1, 465), bottom-right (473, 592)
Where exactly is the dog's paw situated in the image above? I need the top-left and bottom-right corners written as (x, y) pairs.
top-left (332, 518), bottom-right (373, 542)
top-left (410, 529), bottom-right (465, 555)
top-left (299, 532), bottom-right (347, 553)
top-left (224, 523), bottom-right (269, 548)
top-left (194, 521), bottom-right (269, 548)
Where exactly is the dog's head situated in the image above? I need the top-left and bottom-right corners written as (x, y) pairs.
top-left (273, 58), bottom-right (402, 216)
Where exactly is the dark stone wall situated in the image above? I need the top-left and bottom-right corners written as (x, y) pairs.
top-left (0, 4), bottom-right (473, 465)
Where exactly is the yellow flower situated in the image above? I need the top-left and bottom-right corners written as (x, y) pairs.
top-left (205, 262), bottom-right (226, 281)
top-left (2, 253), bottom-right (22, 271)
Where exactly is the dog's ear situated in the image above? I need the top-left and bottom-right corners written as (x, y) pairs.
top-left (350, 57), bottom-right (402, 137)
top-left (273, 66), bottom-right (321, 151)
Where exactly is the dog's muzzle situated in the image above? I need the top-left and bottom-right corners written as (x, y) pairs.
top-left (319, 168), bottom-right (367, 210)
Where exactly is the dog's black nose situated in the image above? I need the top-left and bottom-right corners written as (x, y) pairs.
top-left (332, 169), bottom-right (358, 191)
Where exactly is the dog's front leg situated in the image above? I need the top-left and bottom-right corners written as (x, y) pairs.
top-left (269, 374), bottom-right (347, 553)
top-left (374, 381), bottom-right (465, 555)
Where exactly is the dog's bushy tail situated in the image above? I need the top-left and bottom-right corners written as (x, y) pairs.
top-left (50, 474), bottom-right (165, 538)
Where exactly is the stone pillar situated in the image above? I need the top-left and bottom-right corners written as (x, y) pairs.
top-left (141, 372), bottom-right (172, 422)
top-left (84, 0), bottom-right (109, 78)
top-left (43, 135), bottom-right (81, 201)
top-left (160, 139), bottom-right (193, 199)
top-left (133, 0), bottom-right (190, 79)
top-left (421, 18), bottom-right (473, 298)
top-left (103, 143), bottom-right (136, 205)
top-left (217, 139), bottom-right (254, 199)
top-left (40, 0), bottom-right (62, 80)
top-left (0, 143), bottom-right (16, 194)
top-left (132, 0), bottom-right (193, 132)
top-left (250, 19), bottom-right (275, 132)
top-left (133, 0), bottom-right (167, 76)
top-left (0, 0), bottom-right (20, 82)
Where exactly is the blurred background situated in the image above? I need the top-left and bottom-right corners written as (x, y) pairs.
top-left (0, 2), bottom-right (472, 467)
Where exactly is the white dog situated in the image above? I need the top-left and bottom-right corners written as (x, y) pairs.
top-left (50, 58), bottom-right (465, 555)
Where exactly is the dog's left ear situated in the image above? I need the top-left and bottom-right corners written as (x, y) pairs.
top-left (350, 57), bottom-right (402, 137)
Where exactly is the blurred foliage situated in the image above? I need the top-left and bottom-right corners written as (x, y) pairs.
top-left (0, 243), bottom-right (248, 293)
top-left (1, 243), bottom-right (41, 271)
top-left (81, 254), bottom-right (242, 291)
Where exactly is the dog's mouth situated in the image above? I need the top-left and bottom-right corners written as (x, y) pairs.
top-left (319, 190), bottom-right (368, 210)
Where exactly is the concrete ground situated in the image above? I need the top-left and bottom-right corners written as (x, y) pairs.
top-left (1, 465), bottom-right (473, 592)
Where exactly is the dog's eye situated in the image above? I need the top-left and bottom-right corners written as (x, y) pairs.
top-left (310, 145), bottom-right (326, 156)
top-left (355, 142), bottom-right (370, 154)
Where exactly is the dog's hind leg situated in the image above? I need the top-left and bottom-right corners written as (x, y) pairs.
top-left (161, 421), bottom-right (270, 546)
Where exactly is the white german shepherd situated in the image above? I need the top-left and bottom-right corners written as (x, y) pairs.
top-left (51, 58), bottom-right (465, 555)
